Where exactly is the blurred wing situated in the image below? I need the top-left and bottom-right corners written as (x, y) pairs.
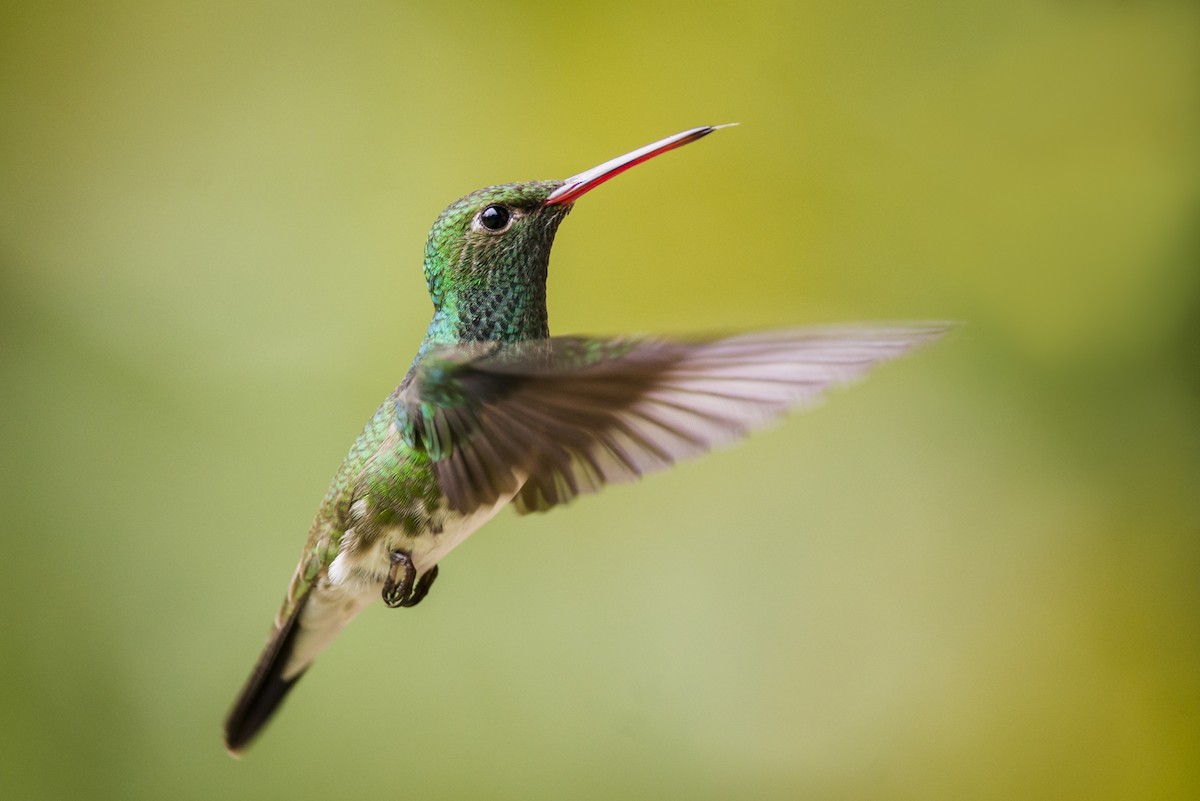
top-left (398, 324), bottom-right (952, 515)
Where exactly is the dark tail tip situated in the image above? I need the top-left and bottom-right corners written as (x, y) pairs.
top-left (224, 598), bottom-right (309, 755)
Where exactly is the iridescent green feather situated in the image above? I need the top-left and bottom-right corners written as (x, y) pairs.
top-left (278, 397), bottom-right (402, 619)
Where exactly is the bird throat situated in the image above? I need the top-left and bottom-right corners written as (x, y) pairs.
top-left (421, 268), bottom-right (549, 350)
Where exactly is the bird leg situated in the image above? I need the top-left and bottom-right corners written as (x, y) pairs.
top-left (382, 550), bottom-right (439, 608)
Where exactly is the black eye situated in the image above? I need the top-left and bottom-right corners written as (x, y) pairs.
top-left (479, 205), bottom-right (511, 231)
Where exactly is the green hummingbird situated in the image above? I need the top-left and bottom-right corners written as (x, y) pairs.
top-left (223, 125), bottom-right (949, 754)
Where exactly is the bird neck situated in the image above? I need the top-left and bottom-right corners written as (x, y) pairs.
top-left (416, 283), bottom-right (549, 359)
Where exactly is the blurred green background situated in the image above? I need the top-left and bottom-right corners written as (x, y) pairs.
top-left (2, 1), bottom-right (1197, 799)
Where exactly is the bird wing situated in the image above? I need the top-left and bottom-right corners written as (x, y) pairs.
top-left (397, 324), bottom-right (952, 515)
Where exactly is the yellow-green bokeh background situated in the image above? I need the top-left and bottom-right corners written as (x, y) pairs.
top-left (2, 2), bottom-right (1197, 799)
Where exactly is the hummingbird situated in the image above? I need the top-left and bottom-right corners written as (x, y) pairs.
top-left (223, 125), bottom-right (949, 754)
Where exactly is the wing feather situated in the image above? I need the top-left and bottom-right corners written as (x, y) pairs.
top-left (396, 324), bottom-right (952, 515)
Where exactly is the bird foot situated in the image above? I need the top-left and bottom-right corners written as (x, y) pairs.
top-left (382, 550), bottom-right (439, 608)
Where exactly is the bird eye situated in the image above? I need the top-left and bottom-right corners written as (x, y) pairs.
top-left (478, 205), bottom-right (512, 232)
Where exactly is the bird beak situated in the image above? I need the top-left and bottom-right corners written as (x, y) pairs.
top-left (543, 125), bottom-right (735, 207)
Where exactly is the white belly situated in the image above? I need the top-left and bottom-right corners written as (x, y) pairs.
top-left (326, 489), bottom-right (517, 589)
top-left (284, 489), bottom-right (517, 678)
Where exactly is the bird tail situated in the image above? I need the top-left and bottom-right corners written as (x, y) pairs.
top-left (223, 595), bottom-right (310, 756)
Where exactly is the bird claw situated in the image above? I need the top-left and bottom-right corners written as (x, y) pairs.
top-left (382, 550), bottom-right (415, 607)
top-left (382, 551), bottom-right (439, 608)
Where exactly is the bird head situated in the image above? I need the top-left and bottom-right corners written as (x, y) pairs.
top-left (421, 126), bottom-right (728, 345)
